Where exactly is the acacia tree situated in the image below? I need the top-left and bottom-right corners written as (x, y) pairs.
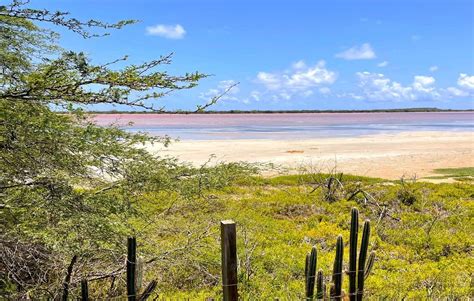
top-left (0, 1), bottom-right (241, 298)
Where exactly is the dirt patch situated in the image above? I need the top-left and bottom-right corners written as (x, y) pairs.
top-left (286, 150), bottom-right (305, 154)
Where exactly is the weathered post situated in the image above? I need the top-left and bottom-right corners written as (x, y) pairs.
top-left (81, 279), bottom-right (89, 301)
top-left (127, 237), bottom-right (137, 301)
top-left (220, 220), bottom-right (238, 301)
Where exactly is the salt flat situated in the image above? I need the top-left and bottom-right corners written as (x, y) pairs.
top-left (148, 131), bottom-right (474, 180)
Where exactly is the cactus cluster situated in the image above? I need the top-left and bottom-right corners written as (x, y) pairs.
top-left (304, 208), bottom-right (375, 300)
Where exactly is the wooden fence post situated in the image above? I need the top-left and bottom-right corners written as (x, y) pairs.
top-left (220, 220), bottom-right (238, 301)
top-left (127, 237), bottom-right (137, 301)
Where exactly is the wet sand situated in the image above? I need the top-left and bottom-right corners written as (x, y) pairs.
top-left (147, 131), bottom-right (474, 180)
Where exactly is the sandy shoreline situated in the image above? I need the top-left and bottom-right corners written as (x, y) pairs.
top-left (147, 131), bottom-right (474, 180)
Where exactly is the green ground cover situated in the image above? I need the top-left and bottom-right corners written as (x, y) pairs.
top-left (424, 167), bottom-right (474, 182)
top-left (125, 173), bottom-right (474, 299)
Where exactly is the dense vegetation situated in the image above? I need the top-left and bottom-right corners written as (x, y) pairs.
top-left (114, 172), bottom-right (470, 300)
top-left (0, 1), bottom-right (230, 298)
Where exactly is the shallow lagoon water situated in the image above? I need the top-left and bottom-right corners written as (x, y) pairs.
top-left (94, 112), bottom-right (474, 140)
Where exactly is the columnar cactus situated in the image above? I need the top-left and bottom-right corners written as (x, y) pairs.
top-left (349, 208), bottom-right (359, 301)
top-left (348, 208), bottom-right (376, 301)
top-left (305, 246), bottom-right (318, 299)
top-left (304, 247), bottom-right (327, 300)
top-left (348, 208), bottom-right (375, 301)
top-left (316, 269), bottom-right (324, 300)
top-left (331, 235), bottom-right (344, 301)
top-left (357, 219), bottom-right (371, 300)
top-left (364, 251), bottom-right (375, 280)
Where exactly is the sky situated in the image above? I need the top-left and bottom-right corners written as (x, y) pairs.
top-left (30, 0), bottom-right (474, 111)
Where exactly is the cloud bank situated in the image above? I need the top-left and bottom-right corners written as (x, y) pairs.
top-left (354, 72), bottom-right (473, 101)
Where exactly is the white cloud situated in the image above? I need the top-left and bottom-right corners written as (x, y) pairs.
top-left (445, 74), bottom-right (474, 98)
top-left (413, 75), bottom-right (436, 93)
top-left (457, 73), bottom-right (474, 89)
top-left (257, 60), bottom-right (336, 91)
top-left (256, 72), bottom-right (281, 90)
top-left (355, 72), bottom-right (441, 101)
top-left (356, 72), bottom-right (412, 101)
top-left (218, 80), bottom-right (240, 93)
top-left (413, 76), bottom-right (435, 86)
top-left (199, 80), bottom-right (240, 102)
top-left (446, 87), bottom-right (469, 97)
top-left (255, 60), bottom-right (337, 101)
top-left (250, 90), bottom-right (261, 101)
top-left (146, 24), bottom-right (186, 39)
top-left (336, 92), bottom-right (364, 100)
top-left (292, 60), bottom-right (306, 69)
top-left (429, 65), bottom-right (439, 72)
top-left (377, 61), bottom-right (389, 67)
top-left (335, 43), bottom-right (376, 60)
top-left (287, 61), bottom-right (337, 88)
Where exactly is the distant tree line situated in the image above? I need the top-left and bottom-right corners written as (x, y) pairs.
top-left (85, 107), bottom-right (473, 114)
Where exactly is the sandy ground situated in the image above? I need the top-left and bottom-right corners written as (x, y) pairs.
top-left (147, 131), bottom-right (474, 180)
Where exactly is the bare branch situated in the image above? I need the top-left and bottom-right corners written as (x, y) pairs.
top-left (195, 82), bottom-right (239, 112)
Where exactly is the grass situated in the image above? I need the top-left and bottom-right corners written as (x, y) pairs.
top-left (424, 167), bottom-right (474, 181)
top-left (433, 167), bottom-right (474, 177)
top-left (128, 172), bottom-right (474, 299)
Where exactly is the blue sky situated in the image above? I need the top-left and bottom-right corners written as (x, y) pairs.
top-left (31, 0), bottom-right (474, 110)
